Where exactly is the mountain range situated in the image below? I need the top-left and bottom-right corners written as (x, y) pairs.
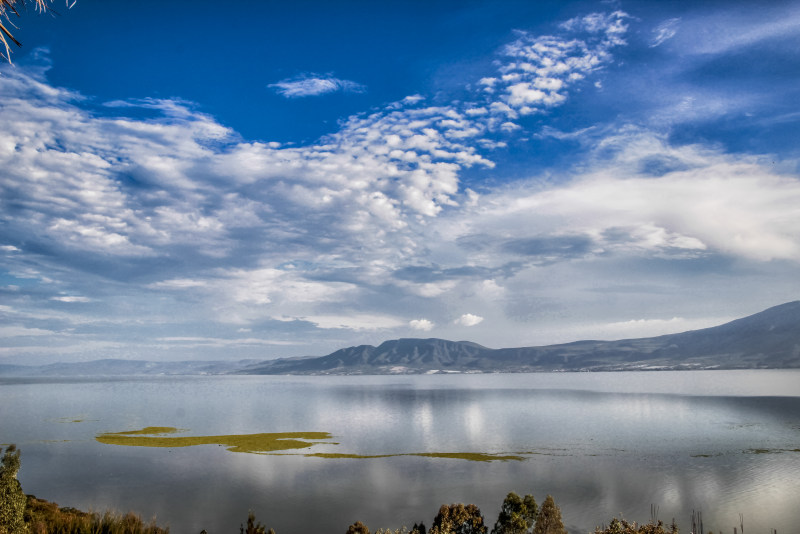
top-left (2, 301), bottom-right (799, 376)
top-left (241, 300), bottom-right (800, 374)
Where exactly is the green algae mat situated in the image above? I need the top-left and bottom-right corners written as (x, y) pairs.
top-left (96, 427), bottom-right (333, 454)
top-left (96, 426), bottom-right (525, 462)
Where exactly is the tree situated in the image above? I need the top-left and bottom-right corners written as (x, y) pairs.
top-left (430, 503), bottom-right (487, 534)
top-left (347, 520), bottom-right (371, 534)
top-left (240, 511), bottom-right (275, 534)
top-left (492, 492), bottom-right (537, 534)
top-left (522, 495), bottom-right (538, 528)
top-left (533, 495), bottom-right (566, 534)
top-left (593, 517), bottom-right (678, 534)
top-left (0, 445), bottom-right (27, 534)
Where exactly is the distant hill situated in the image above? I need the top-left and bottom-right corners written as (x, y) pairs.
top-left (2, 301), bottom-right (798, 377)
top-left (241, 301), bottom-right (800, 374)
top-left (0, 359), bottom-right (261, 378)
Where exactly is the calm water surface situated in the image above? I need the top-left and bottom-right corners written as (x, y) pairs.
top-left (1, 371), bottom-right (799, 533)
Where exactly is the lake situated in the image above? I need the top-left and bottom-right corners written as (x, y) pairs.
top-left (2, 371), bottom-right (799, 533)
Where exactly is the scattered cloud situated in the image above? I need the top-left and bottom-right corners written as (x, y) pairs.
top-left (268, 74), bottom-right (367, 98)
top-left (488, 11), bottom-right (629, 117)
top-left (455, 314), bottom-right (483, 327)
top-left (409, 319), bottom-right (435, 331)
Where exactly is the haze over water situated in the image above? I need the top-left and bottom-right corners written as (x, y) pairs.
top-left (2, 370), bottom-right (799, 533)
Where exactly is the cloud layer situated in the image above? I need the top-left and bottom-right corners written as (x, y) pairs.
top-left (1, 6), bottom-right (799, 362)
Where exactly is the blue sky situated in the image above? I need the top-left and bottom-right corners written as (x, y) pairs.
top-left (2, 0), bottom-right (799, 363)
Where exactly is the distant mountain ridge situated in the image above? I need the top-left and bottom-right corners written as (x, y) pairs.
top-left (0, 359), bottom-right (260, 377)
top-left (242, 300), bottom-right (800, 374)
top-left (2, 301), bottom-right (799, 376)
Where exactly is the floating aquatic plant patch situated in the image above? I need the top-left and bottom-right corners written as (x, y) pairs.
top-left (96, 427), bottom-right (333, 454)
top-left (97, 426), bottom-right (527, 461)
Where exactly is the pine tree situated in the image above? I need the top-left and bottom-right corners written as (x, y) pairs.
top-left (0, 445), bottom-right (27, 534)
top-left (533, 495), bottom-right (566, 534)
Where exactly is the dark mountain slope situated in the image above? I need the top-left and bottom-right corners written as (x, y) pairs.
top-left (243, 301), bottom-right (800, 374)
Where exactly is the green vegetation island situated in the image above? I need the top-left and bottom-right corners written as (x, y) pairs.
top-left (0, 444), bottom-right (759, 534)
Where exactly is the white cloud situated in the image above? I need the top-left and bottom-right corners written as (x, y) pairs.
top-left (452, 130), bottom-right (800, 263)
top-left (492, 11), bottom-right (629, 119)
top-left (409, 319), bottom-right (435, 331)
top-left (455, 313), bottom-right (484, 327)
top-left (0, 326), bottom-right (57, 337)
top-left (586, 315), bottom-right (733, 340)
top-left (50, 296), bottom-right (92, 303)
top-left (301, 314), bottom-right (406, 331)
top-left (224, 268), bottom-right (354, 306)
top-left (3, 12), bottom-right (797, 361)
top-left (155, 336), bottom-right (299, 347)
top-left (268, 74), bottom-right (367, 98)
top-left (650, 18), bottom-right (680, 47)
top-left (150, 278), bottom-right (210, 289)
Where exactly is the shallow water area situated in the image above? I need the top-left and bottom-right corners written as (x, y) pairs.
top-left (2, 370), bottom-right (799, 533)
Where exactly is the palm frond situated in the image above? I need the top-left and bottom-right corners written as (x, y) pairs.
top-left (0, 0), bottom-right (51, 62)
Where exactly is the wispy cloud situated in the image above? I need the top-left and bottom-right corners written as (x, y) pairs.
top-left (268, 74), bottom-right (367, 98)
top-left (650, 18), bottom-right (680, 47)
top-left (50, 296), bottom-right (92, 303)
top-left (677, 5), bottom-right (800, 56)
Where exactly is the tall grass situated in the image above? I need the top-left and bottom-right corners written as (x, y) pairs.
top-left (24, 495), bottom-right (169, 534)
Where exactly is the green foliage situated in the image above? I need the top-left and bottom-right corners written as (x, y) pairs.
top-left (533, 496), bottom-right (566, 534)
top-left (0, 445), bottom-right (27, 534)
top-left (491, 492), bottom-right (537, 534)
top-left (347, 520), bottom-right (371, 534)
top-left (522, 496), bottom-right (537, 528)
top-left (593, 517), bottom-right (678, 534)
top-left (430, 503), bottom-right (487, 534)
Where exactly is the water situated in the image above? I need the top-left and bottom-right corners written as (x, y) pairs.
top-left (1, 371), bottom-right (799, 533)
